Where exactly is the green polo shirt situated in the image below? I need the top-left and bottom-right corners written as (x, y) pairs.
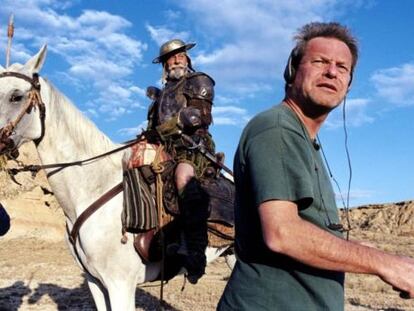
top-left (218, 104), bottom-right (344, 311)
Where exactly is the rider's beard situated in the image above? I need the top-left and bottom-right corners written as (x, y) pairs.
top-left (167, 65), bottom-right (188, 80)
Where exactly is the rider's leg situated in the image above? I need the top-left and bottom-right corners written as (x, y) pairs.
top-left (175, 162), bottom-right (195, 190)
top-left (175, 162), bottom-right (209, 284)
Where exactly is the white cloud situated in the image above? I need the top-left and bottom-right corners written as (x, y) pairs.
top-left (144, 0), bottom-right (359, 128)
top-left (163, 10), bottom-right (182, 21)
top-left (129, 85), bottom-right (146, 98)
top-left (371, 63), bottom-right (414, 106)
top-left (0, 0), bottom-right (362, 127)
top-left (215, 95), bottom-right (240, 105)
top-left (325, 98), bottom-right (374, 129)
top-left (146, 24), bottom-right (190, 47)
top-left (93, 82), bottom-right (146, 118)
top-left (0, 0), bottom-right (147, 120)
top-left (335, 188), bottom-right (375, 207)
top-left (52, 0), bottom-right (80, 10)
top-left (78, 10), bottom-right (130, 30)
top-left (83, 107), bottom-right (98, 119)
top-left (171, 0), bottom-right (347, 90)
top-left (214, 106), bottom-right (247, 114)
top-left (69, 57), bottom-right (131, 79)
top-left (118, 120), bottom-right (148, 137)
top-left (213, 105), bottom-right (251, 126)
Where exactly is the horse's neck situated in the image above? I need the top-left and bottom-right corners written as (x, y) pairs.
top-left (36, 80), bottom-right (123, 221)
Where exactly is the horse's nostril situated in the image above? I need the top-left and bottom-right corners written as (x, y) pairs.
top-left (8, 148), bottom-right (19, 159)
top-left (0, 141), bottom-right (6, 153)
top-left (0, 137), bottom-right (16, 157)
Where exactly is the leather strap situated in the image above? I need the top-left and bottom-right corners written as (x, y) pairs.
top-left (69, 182), bottom-right (123, 245)
top-left (9, 137), bottom-right (143, 178)
top-left (0, 72), bottom-right (46, 150)
top-left (0, 71), bottom-right (40, 88)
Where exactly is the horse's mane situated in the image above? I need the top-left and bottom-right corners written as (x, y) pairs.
top-left (44, 78), bottom-right (122, 166)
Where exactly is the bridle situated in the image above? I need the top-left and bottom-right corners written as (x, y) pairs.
top-left (0, 71), bottom-right (46, 156)
top-left (0, 71), bottom-right (145, 180)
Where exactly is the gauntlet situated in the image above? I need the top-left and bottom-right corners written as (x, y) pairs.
top-left (155, 115), bottom-right (182, 141)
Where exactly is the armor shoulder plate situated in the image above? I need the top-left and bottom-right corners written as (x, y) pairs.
top-left (183, 72), bottom-right (215, 103)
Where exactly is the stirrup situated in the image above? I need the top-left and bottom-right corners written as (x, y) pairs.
top-left (133, 229), bottom-right (155, 262)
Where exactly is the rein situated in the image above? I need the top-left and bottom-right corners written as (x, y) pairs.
top-left (9, 137), bottom-right (143, 178)
top-left (67, 182), bottom-right (124, 245)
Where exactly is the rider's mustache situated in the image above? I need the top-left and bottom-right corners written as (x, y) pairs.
top-left (167, 65), bottom-right (188, 79)
top-left (169, 64), bottom-right (186, 70)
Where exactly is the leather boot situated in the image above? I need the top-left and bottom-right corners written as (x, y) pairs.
top-left (179, 178), bottom-right (209, 284)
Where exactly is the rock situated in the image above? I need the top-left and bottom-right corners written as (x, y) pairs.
top-left (0, 143), bottom-right (64, 241)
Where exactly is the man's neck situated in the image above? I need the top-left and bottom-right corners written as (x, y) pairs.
top-left (283, 97), bottom-right (327, 139)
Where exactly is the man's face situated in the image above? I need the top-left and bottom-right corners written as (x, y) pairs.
top-left (166, 52), bottom-right (188, 80)
top-left (292, 37), bottom-right (353, 112)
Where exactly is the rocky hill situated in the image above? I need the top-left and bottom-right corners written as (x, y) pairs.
top-left (0, 143), bottom-right (64, 241)
top-left (343, 200), bottom-right (414, 235)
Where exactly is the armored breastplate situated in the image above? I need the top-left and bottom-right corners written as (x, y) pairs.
top-left (157, 78), bottom-right (187, 124)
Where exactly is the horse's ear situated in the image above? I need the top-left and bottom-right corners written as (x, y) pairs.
top-left (23, 44), bottom-right (47, 74)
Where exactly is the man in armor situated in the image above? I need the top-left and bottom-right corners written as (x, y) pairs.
top-left (145, 39), bottom-right (216, 284)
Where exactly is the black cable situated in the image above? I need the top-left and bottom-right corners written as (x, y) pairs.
top-left (342, 96), bottom-right (353, 240)
top-left (317, 96), bottom-right (353, 240)
top-left (318, 137), bottom-right (347, 210)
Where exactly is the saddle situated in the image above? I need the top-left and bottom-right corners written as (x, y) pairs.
top-left (122, 140), bottom-right (235, 265)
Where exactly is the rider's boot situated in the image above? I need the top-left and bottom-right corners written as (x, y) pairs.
top-left (178, 177), bottom-right (209, 284)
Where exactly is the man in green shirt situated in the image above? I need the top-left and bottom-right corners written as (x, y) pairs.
top-left (218, 22), bottom-right (414, 310)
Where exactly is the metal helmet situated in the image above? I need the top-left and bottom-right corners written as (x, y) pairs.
top-left (152, 39), bottom-right (196, 64)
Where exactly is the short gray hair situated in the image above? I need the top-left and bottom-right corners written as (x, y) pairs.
top-left (291, 22), bottom-right (358, 72)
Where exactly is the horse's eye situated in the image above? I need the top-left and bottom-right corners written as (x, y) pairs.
top-left (10, 93), bottom-right (23, 103)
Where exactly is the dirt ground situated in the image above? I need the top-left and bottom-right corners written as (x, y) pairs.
top-left (0, 237), bottom-right (232, 311)
top-left (1, 221), bottom-right (414, 310)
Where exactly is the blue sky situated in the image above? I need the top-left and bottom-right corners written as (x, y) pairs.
top-left (0, 0), bottom-right (413, 207)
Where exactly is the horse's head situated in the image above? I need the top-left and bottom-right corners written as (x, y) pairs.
top-left (0, 45), bottom-right (47, 156)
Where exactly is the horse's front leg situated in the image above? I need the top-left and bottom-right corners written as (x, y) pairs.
top-left (87, 277), bottom-right (110, 311)
top-left (86, 237), bottom-right (142, 311)
top-left (106, 277), bottom-right (137, 311)
top-left (86, 255), bottom-right (139, 311)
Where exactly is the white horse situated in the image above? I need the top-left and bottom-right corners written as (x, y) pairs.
top-left (0, 45), bottom-right (232, 310)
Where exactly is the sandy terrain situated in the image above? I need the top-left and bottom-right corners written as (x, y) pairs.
top-left (1, 144), bottom-right (414, 310)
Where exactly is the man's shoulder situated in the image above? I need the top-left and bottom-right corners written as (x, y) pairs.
top-left (186, 72), bottom-right (215, 86)
top-left (183, 72), bottom-right (215, 101)
top-left (245, 104), bottom-right (291, 134)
